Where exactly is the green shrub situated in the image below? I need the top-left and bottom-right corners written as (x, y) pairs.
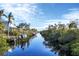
top-left (0, 35), bottom-right (9, 55)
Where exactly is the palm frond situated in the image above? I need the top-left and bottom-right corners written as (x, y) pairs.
top-left (3, 14), bottom-right (7, 18)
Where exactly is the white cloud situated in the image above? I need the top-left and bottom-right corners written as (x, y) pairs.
top-left (37, 8), bottom-right (79, 31)
top-left (30, 8), bottom-right (79, 30)
top-left (26, 8), bottom-right (79, 31)
top-left (30, 26), bottom-right (47, 31)
top-left (45, 19), bottom-right (70, 25)
top-left (31, 19), bottom-right (70, 31)
top-left (68, 8), bottom-right (79, 11)
top-left (0, 3), bottom-right (43, 25)
top-left (0, 3), bottom-right (46, 31)
top-left (62, 8), bottom-right (79, 20)
top-left (1, 4), bottom-right (79, 31)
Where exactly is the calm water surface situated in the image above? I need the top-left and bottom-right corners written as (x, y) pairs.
top-left (4, 33), bottom-right (58, 56)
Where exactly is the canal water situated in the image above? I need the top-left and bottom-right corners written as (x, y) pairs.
top-left (4, 33), bottom-right (58, 56)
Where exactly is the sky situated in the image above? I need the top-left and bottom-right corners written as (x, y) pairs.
top-left (0, 3), bottom-right (79, 30)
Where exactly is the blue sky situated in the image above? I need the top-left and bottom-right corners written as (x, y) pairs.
top-left (0, 3), bottom-right (79, 30)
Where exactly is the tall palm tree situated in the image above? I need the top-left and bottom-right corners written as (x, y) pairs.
top-left (0, 9), bottom-right (7, 34)
top-left (0, 9), bottom-right (7, 21)
top-left (7, 12), bottom-right (14, 38)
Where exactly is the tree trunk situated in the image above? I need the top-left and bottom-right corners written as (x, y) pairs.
top-left (8, 23), bottom-right (9, 38)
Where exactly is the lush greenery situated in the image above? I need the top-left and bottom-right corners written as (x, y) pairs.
top-left (40, 20), bottom-right (79, 56)
top-left (0, 9), bottom-right (37, 55)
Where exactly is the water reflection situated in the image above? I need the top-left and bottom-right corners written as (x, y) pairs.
top-left (43, 38), bottom-right (71, 56)
top-left (4, 33), bottom-right (58, 56)
top-left (7, 35), bottom-right (37, 52)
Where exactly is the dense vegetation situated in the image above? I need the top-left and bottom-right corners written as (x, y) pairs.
top-left (0, 9), bottom-right (37, 55)
top-left (40, 20), bottom-right (79, 56)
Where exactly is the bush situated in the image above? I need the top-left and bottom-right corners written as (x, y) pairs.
top-left (69, 39), bottom-right (79, 56)
top-left (0, 35), bottom-right (9, 55)
top-left (58, 30), bottom-right (76, 44)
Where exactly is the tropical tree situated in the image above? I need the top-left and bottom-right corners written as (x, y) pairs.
top-left (17, 23), bottom-right (30, 29)
top-left (68, 21), bottom-right (77, 29)
top-left (58, 23), bottom-right (65, 30)
top-left (0, 9), bottom-right (7, 33)
top-left (7, 12), bottom-right (14, 38)
top-left (48, 25), bottom-right (53, 30)
top-left (0, 9), bottom-right (7, 21)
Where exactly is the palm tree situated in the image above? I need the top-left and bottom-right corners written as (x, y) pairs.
top-left (0, 9), bottom-right (7, 21)
top-left (7, 12), bottom-right (14, 38)
top-left (0, 9), bottom-right (7, 34)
